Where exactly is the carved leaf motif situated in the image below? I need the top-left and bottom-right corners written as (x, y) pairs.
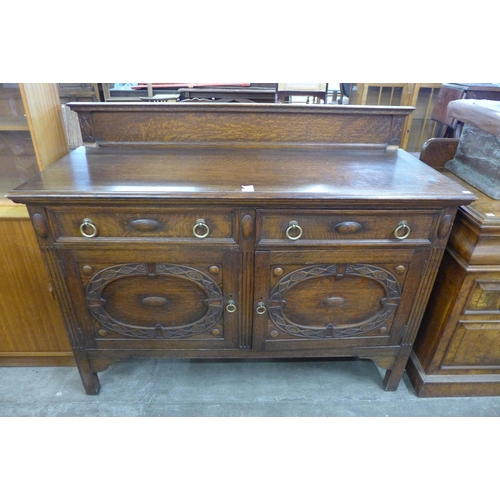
top-left (79, 113), bottom-right (95, 142)
top-left (389, 116), bottom-right (404, 145)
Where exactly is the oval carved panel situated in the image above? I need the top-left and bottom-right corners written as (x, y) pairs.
top-left (85, 263), bottom-right (223, 339)
top-left (268, 264), bottom-right (401, 339)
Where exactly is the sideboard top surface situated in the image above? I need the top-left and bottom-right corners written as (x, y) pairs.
top-left (8, 145), bottom-right (476, 207)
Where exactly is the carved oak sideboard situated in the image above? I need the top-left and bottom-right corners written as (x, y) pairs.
top-left (8, 103), bottom-right (475, 394)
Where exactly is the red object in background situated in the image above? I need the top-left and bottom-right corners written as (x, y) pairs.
top-left (131, 83), bottom-right (251, 89)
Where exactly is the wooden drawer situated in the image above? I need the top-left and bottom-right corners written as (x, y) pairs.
top-left (442, 321), bottom-right (500, 368)
top-left (465, 280), bottom-right (500, 315)
top-left (257, 210), bottom-right (438, 243)
top-left (50, 208), bottom-right (236, 241)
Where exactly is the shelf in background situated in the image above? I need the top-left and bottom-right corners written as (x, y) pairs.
top-left (0, 116), bottom-right (29, 131)
top-left (0, 198), bottom-right (29, 218)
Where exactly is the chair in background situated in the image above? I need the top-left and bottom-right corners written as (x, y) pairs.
top-left (429, 83), bottom-right (500, 139)
top-left (419, 137), bottom-right (460, 171)
top-left (338, 83), bottom-right (357, 104)
top-left (429, 86), bottom-right (465, 138)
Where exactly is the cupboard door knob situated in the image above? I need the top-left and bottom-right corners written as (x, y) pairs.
top-left (394, 220), bottom-right (411, 240)
top-left (80, 218), bottom-right (97, 238)
top-left (256, 302), bottom-right (267, 315)
top-left (193, 218), bottom-right (210, 238)
top-left (286, 220), bottom-right (303, 240)
top-left (226, 300), bottom-right (237, 313)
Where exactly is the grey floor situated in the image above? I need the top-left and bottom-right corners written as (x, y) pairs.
top-left (1, 357), bottom-right (500, 416)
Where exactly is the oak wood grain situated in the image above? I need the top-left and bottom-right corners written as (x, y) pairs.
top-left (0, 219), bottom-right (71, 353)
top-left (9, 146), bottom-right (475, 207)
top-left (6, 104), bottom-right (475, 394)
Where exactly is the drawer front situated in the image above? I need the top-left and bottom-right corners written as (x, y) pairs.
top-left (465, 280), bottom-right (500, 315)
top-left (51, 208), bottom-right (236, 240)
top-left (257, 210), bottom-right (438, 243)
top-left (442, 321), bottom-right (500, 368)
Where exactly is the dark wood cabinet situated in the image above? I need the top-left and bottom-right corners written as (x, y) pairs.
top-left (8, 103), bottom-right (474, 394)
top-left (407, 172), bottom-right (500, 396)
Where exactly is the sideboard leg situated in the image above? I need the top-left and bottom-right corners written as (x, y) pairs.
top-left (73, 350), bottom-right (101, 395)
top-left (382, 359), bottom-right (407, 391)
top-left (382, 343), bottom-right (413, 391)
top-left (382, 369), bottom-right (402, 391)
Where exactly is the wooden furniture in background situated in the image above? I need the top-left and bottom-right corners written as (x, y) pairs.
top-left (350, 83), bottom-right (442, 152)
top-left (419, 138), bottom-right (460, 169)
top-left (338, 83), bottom-right (356, 104)
top-left (0, 216), bottom-right (72, 365)
top-left (444, 99), bottom-right (500, 200)
top-left (1, 83), bottom-right (70, 197)
top-left (57, 83), bottom-right (101, 104)
top-left (8, 102), bottom-right (474, 394)
top-left (407, 101), bottom-right (500, 397)
top-left (0, 83), bottom-right (73, 366)
top-left (179, 86), bottom-right (275, 103)
top-left (408, 168), bottom-right (500, 396)
top-left (58, 84), bottom-right (101, 150)
top-left (102, 84), bottom-right (276, 103)
top-left (275, 83), bottom-right (329, 104)
top-left (431, 83), bottom-right (500, 138)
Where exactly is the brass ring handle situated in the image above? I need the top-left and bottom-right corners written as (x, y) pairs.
top-left (226, 300), bottom-right (237, 313)
top-left (286, 220), bottom-right (303, 240)
top-left (394, 220), bottom-right (411, 240)
top-left (193, 218), bottom-right (210, 239)
top-left (256, 302), bottom-right (267, 315)
top-left (80, 218), bottom-right (97, 238)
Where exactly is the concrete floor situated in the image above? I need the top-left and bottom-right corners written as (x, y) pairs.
top-left (1, 357), bottom-right (499, 416)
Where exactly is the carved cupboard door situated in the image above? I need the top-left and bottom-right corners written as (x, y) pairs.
top-left (252, 248), bottom-right (429, 351)
top-left (60, 246), bottom-right (240, 350)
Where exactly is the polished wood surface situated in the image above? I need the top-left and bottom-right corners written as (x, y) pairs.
top-left (10, 146), bottom-right (473, 207)
top-left (8, 103), bottom-right (475, 393)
